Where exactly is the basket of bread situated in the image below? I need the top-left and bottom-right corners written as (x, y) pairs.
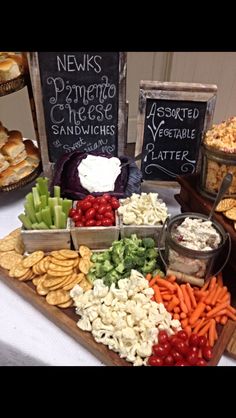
top-left (0, 52), bottom-right (25, 96)
top-left (0, 121), bottom-right (41, 191)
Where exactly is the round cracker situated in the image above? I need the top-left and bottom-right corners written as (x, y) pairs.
top-left (79, 258), bottom-right (91, 274)
top-left (215, 198), bottom-right (236, 212)
top-left (43, 276), bottom-right (69, 288)
top-left (224, 207), bottom-right (236, 221)
top-left (47, 268), bottom-right (72, 277)
top-left (50, 257), bottom-right (76, 267)
top-left (58, 249), bottom-right (78, 259)
top-left (50, 251), bottom-right (68, 260)
top-left (32, 274), bottom-right (47, 286)
top-left (46, 290), bottom-right (71, 305)
top-left (8, 228), bottom-right (21, 238)
top-left (48, 263), bottom-right (74, 273)
top-left (79, 245), bottom-right (92, 258)
top-left (57, 299), bottom-right (73, 308)
top-left (0, 237), bottom-right (17, 252)
top-left (36, 281), bottom-right (49, 296)
top-left (0, 253), bottom-right (23, 270)
top-left (22, 251), bottom-right (44, 268)
top-left (10, 263), bottom-right (29, 278)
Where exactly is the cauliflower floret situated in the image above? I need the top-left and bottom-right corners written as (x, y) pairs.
top-left (77, 316), bottom-right (92, 331)
top-left (70, 284), bottom-right (84, 299)
top-left (110, 287), bottom-right (128, 301)
top-left (136, 341), bottom-right (153, 358)
top-left (133, 356), bottom-right (144, 366)
top-left (121, 327), bottom-right (136, 342)
top-left (117, 278), bottom-right (130, 290)
top-left (101, 292), bottom-right (114, 306)
top-left (93, 280), bottom-right (109, 298)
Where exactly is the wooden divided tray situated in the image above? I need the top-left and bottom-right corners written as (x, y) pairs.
top-left (0, 264), bottom-right (235, 366)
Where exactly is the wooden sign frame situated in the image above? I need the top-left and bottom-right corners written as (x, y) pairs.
top-left (28, 52), bottom-right (127, 180)
top-left (135, 81), bottom-right (217, 186)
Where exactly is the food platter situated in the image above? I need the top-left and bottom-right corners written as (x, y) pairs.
top-left (0, 262), bottom-right (235, 366)
top-left (0, 73), bottom-right (26, 97)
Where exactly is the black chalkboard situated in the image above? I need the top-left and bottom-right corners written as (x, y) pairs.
top-left (37, 52), bottom-right (120, 162)
top-left (141, 98), bottom-right (207, 180)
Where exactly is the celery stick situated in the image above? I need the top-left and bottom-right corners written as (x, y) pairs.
top-left (40, 195), bottom-right (47, 209)
top-left (18, 213), bottom-right (32, 230)
top-left (32, 187), bottom-right (41, 211)
top-left (24, 202), bottom-right (37, 223)
top-left (41, 207), bottom-right (52, 228)
top-left (48, 197), bottom-right (58, 220)
top-left (54, 185), bottom-right (61, 199)
top-left (54, 205), bottom-right (63, 229)
top-left (32, 223), bottom-right (40, 229)
top-left (25, 192), bottom-right (34, 208)
top-left (37, 222), bottom-right (49, 230)
top-left (60, 212), bottom-right (66, 229)
top-left (58, 197), bottom-right (63, 206)
top-left (35, 212), bottom-right (42, 223)
top-left (36, 177), bottom-right (49, 199)
top-left (50, 225), bottom-right (57, 229)
top-left (62, 199), bottom-right (72, 218)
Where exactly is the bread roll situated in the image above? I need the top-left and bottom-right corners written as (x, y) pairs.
top-left (10, 150), bottom-right (27, 165)
top-left (24, 140), bottom-right (41, 167)
top-left (0, 124), bottom-right (9, 148)
top-left (0, 160), bottom-right (33, 186)
top-left (0, 58), bottom-right (21, 82)
top-left (8, 130), bottom-right (23, 142)
top-left (1, 139), bottom-right (25, 160)
top-left (0, 153), bottom-right (9, 174)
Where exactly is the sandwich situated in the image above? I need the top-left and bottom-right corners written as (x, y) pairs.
top-left (24, 139), bottom-right (41, 167)
top-left (0, 159), bottom-right (33, 187)
top-left (1, 137), bottom-right (25, 162)
top-left (0, 153), bottom-right (9, 174)
top-left (0, 58), bottom-right (21, 82)
top-left (0, 123), bottom-right (9, 148)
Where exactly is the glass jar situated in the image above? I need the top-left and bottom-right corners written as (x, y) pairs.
top-left (199, 145), bottom-right (236, 200)
top-left (158, 212), bottom-right (231, 281)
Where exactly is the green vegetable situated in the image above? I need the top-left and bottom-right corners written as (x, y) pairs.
top-left (142, 237), bottom-right (155, 248)
top-left (18, 177), bottom-right (72, 230)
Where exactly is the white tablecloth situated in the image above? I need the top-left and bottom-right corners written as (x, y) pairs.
top-left (0, 182), bottom-right (235, 366)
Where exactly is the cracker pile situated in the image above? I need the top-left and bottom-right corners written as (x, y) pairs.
top-left (215, 198), bottom-right (236, 230)
top-left (0, 232), bottom-right (93, 308)
top-left (204, 116), bottom-right (236, 153)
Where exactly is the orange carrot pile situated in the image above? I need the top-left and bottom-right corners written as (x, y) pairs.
top-left (146, 272), bottom-right (236, 347)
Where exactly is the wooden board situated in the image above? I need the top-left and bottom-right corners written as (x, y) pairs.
top-left (0, 265), bottom-right (235, 366)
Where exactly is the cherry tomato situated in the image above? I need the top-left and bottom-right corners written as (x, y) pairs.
top-left (152, 345), bottom-right (166, 357)
top-left (186, 350), bottom-right (198, 365)
top-left (102, 193), bottom-right (112, 202)
top-left (95, 220), bottom-right (102, 226)
top-left (190, 346), bottom-right (199, 354)
top-left (164, 354), bottom-right (174, 366)
top-left (105, 204), bottom-right (113, 212)
top-left (176, 330), bottom-right (188, 341)
top-left (169, 336), bottom-right (182, 347)
top-left (76, 201), bottom-right (84, 209)
top-left (73, 213), bottom-right (82, 222)
top-left (104, 211), bottom-right (115, 220)
top-left (85, 219), bottom-right (96, 227)
top-left (69, 208), bottom-right (77, 218)
top-left (98, 205), bottom-right (107, 215)
top-left (196, 358), bottom-right (207, 366)
top-left (99, 197), bottom-right (107, 206)
top-left (95, 213), bottom-right (103, 220)
top-left (85, 195), bottom-right (96, 202)
top-left (175, 341), bottom-right (189, 356)
top-left (93, 203), bottom-right (100, 211)
top-left (111, 198), bottom-right (120, 209)
top-left (158, 330), bottom-right (169, 345)
top-left (85, 208), bottom-right (96, 220)
top-left (198, 335), bottom-right (207, 348)
top-left (160, 342), bottom-right (171, 356)
top-left (81, 201), bottom-right (92, 211)
top-left (148, 356), bottom-right (164, 366)
top-left (81, 216), bottom-right (86, 223)
top-left (175, 360), bottom-right (190, 366)
top-left (102, 218), bottom-right (113, 227)
top-left (171, 349), bottom-right (184, 363)
top-left (189, 334), bottom-right (200, 347)
top-left (75, 221), bottom-right (84, 227)
top-left (202, 345), bottom-right (213, 361)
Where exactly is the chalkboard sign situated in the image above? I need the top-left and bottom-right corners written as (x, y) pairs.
top-left (136, 81), bottom-right (217, 183)
top-left (28, 52), bottom-right (127, 179)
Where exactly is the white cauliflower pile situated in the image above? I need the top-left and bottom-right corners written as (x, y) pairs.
top-left (118, 193), bottom-right (168, 225)
top-left (70, 269), bottom-right (181, 366)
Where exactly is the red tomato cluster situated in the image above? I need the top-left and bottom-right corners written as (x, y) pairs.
top-left (69, 193), bottom-right (120, 227)
top-left (148, 330), bottom-right (213, 366)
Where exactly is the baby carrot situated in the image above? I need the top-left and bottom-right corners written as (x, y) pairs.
top-left (220, 315), bottom-right (228, 325)
top-left (155, 278), bottom-right (176, 292)
top-left (181, 318), bottom-right (189, 328)
top-left (193, 318), bottom-right (208, 334)
top-left (162, 294), bottom-right (172, 301)
top-left (149, 277), bottom-right (157, 287)
top-left (206, 302), bottom-right (229, 318)
top-left (205, 286), bottom-right (219, 305)
top-left (198, 320), bottom-right (212, 336)
top-left (209, 319), bottom-right (216, 347)
top-left (180, 312), bottom-right (187, 319)
top-left (180, 299), bottom-right (188, 314)
top-left (173, 306), bottom-right (180, 313)
top-left (189, 302), bottom-right (206, 325)
top-left (216, 286), bottom-right (228, 302)
top-left (209, 276), bottom-right (217, 291)
top-left (146, 273), bottom-right (152, 281)
top-left (152, 285), bottom-right (163, 304)
top-left (180, 284), bottom-right (192, 312)
top-left (211, 286), bottom-right (223, 306)
top-left (167, 275), bottom-right (176, 283)
top-left (225, 309), bottom-right (236, 321)
top-left (217, 272), bottom-right (223, 287)
top-left (184, 325), bottom-right (192, 338)
top-left (173, 313), bottom-right (180, 320)
top-left (226, 305), bottom-right (236, 315)
top-left (186, 283), bottom-right (197, 308)
top-left (167, 295), bottom-right (180, 311)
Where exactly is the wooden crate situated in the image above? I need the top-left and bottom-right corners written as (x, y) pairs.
top-left (21, 222), bottom-right (71, 253)
top-left (119, 216), bottom-right (164, 246)
top-left (70, 213), bottom-right (120, 250)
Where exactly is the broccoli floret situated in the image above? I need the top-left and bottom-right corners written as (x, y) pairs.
top-left (146, 248), bottom-right (158, 259)
top-left (136, 247), bottom-right (146, 256)
top-left (111, 252), bottom-right (122, 266)
top-left (95, 251), bottom-right (111, 263)
top-left (123, 256), bottom-right (133, 269)
top-left (87, 271), bottom-right (97, 284)
top-left (103, 269), bottom-right (121, 287)
top-left (95, 263), bottom-right (106, 278)
top-left (103, 259), bottom-right (114, 273)
top-left (141, 259), bottom-right (157, 274)
top-left (133, 255), bottom-right (146, 267)
top-left (152, 268), bottom-right (165, 278)
top-left (91, 253), bottom-right (99, 263)
top-left (115, 262), bottom-right (125, 274)
top-left (142, 237), bottom-right (155, 248)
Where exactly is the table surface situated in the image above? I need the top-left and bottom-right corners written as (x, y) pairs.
top-left (0, 181), bottom-right (235, 366)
